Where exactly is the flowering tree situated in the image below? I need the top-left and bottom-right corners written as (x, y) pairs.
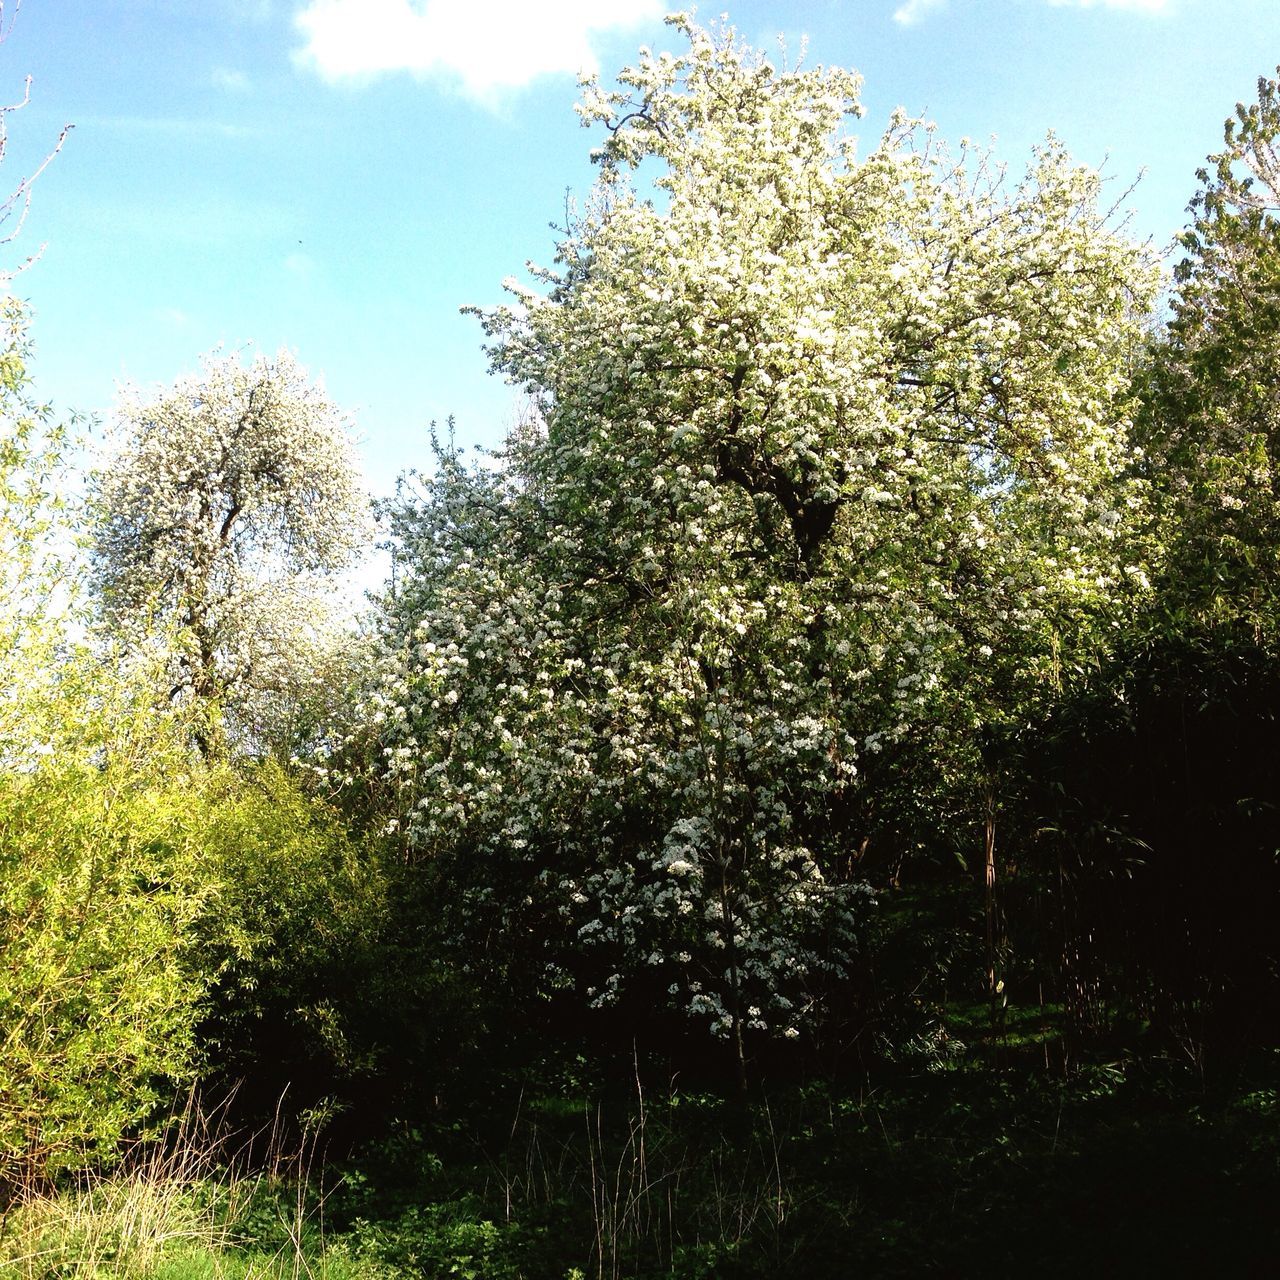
top-left (90, 349), bottom-right (371, 753)
top-left (375, 17), bottom-right (1158, 1077)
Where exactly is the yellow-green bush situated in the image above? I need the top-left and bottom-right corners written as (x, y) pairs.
top-left (0, 656), bottom-right (378, 1190)
top-left (191, 758), bottom-right (388, 1101)
top-left (0, 696), bottom-right (206, 1184)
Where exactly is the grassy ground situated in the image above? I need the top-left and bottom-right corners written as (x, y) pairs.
top-left (4, 1046), bottom-right (1277, 1279)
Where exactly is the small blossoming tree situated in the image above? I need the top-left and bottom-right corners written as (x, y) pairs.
top-left (90, 349), bottom-right (371, 753)
top-left (375, 16), bottom-right (1158, 1079)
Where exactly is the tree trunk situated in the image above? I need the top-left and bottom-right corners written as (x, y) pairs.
top-left (983, 789), bottom-right (1002, 1046)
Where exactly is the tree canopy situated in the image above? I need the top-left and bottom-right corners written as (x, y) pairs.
top-left (1137, 68), bottom-right (1280, 635)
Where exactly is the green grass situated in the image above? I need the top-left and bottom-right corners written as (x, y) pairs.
top-left (5, 1046), bottom-right (1278, 1279)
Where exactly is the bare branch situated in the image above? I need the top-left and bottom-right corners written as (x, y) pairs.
top-left (0, 6), bottom-right (75, 280)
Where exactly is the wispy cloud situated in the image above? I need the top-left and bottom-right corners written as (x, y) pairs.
top-left (1049, 0), bottom-right (1172, 9)
top-left (292, 0), bottom-right (664, 103)
top-left (283, 250), bottom-right (317, 279)
top-left (82, 115), bottom-right (259, 139)
top-left (893, 0), bottom-right (947, 26)
top-left (157, 306), bottom-right (194, 330)
top-left (894, 0), bottom-right (1168, 24)
top-left (211, 67), bottom-right (252, 94)
top-left (1048, 0), bottom-right (1169, 9)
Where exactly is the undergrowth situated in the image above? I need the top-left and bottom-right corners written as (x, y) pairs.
top-left (3, 1053), bottom-right (1277, 1278)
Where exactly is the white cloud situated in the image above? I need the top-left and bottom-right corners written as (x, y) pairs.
top-left (893, 0), bottom-right (947, 25)
top-left (1047, 0), bottom-right (1170, 9)
top-left (292, 0), bottom-right (664, 101)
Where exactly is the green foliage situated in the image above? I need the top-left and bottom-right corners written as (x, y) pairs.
top-left (0, 210), bottom-right (385, 1195)
top-left (0, 298), bottom-right (197, 1186)
top-left (6, 1051), bottom-right (1279, 1279)
top-left (0, 658), bottom-right (378, 1186)
top-left (1137, 67), bottom-right (1280, 632)
top-left (193, 761), bottom-right (392, 1113)
top-left (1006, 69), bottom-right (1280, 1064)
top-left (0, 299), bottom-right (73, 757)
top-left (330, 1204), bottom-right (522, 1280)
top-left (0, 753), bottom-right (208, 1181)
top-left (295, 1057), bottom-right (1279, 1279)
top-left (0, 346), bottom-right (374, 1176)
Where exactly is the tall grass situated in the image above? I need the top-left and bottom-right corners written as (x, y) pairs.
top-left (0, 1091), bottom-right (339, 1280)
top-left (458, 1069), bottom-right (797, 1280)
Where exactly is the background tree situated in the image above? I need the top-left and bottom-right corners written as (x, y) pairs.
top-left (0, 298), bottom-right (68, 755)
top-left (89, 348), bottom-right (371, 754)
top-left (1138, 67), bottom-right (1280, 628)
top-left (0, 310), bottom-right (378, 1186)
top-left (1018, 69), bottom-right (1280, 1066)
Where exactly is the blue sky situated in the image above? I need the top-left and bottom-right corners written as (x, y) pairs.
top-left (4, 0), bottom-right (1279, 497)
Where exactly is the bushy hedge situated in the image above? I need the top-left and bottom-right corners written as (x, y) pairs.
top-left (0, 665), bottom-right (377, 1189)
